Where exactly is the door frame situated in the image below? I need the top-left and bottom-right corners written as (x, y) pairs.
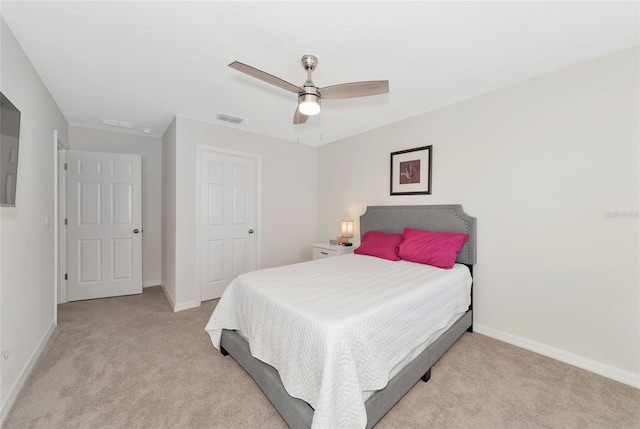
top-left (55, 131), bottom-right (70, 308)
top-left (195, 145), bottom-right (262, 302)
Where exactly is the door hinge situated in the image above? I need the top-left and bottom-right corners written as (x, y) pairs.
top-left (64, 163), bottom-right (67, 170)
top-left (64, 273), bottom-right (68, 280)
top-left (64, 218), bottom-right (68, 225)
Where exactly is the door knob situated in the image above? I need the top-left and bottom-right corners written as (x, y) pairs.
top-left (133, 229), bottom-right (140, 234)
top-left (248, 229), bottom-right (254, 234)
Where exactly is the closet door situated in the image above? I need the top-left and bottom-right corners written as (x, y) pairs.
top-left (198, 149), bottom-right (257, 301)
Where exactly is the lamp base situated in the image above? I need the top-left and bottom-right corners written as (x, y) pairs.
top-left (337, 236), bottom-right (353, 246)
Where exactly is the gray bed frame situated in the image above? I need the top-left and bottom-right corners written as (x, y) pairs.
top-left (220, 204), bottom-right (477, 428)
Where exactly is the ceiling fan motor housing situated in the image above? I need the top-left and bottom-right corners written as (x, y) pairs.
top-left (298, 55), bottom-right (321, 115)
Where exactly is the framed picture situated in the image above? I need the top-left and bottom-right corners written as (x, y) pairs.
top-left (390, 145), bottom-right (432, 195)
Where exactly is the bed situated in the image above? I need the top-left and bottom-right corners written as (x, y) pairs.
top-left (205, 204), bottom-right (477, 428)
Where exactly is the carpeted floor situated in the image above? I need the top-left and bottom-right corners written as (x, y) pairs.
top-left (4, 286), bottom-right (639, 429)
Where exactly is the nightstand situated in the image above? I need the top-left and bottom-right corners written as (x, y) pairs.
top-left (313, 243), bottom-right (355, 260)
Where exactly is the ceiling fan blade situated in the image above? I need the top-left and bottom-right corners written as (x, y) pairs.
top-left (320, 80), bottom-right (389, 100)
top-left (229, 61), bottom-right (300, 94)
top-left (293, 108), bottom-right (309, 124)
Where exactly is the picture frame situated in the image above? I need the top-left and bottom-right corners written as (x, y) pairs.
top-left (390, 145), bottom-right (432, 195)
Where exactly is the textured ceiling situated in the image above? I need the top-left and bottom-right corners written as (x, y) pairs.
top-left (1, 1), bottom-right (638, 146)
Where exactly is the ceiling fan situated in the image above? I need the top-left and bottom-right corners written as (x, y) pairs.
top-left (229, 55), bottom-right (389, 124)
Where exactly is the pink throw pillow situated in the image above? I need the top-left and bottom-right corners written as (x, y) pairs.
top-left (397, 228), bottom-right (468, 269)
top-left (354, 231), bottom-right (403, 261)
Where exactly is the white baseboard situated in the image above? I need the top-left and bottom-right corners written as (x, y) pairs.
top-left (174, 300), bottom-right (200, 312)
top-left (1, 320), bottom-right (56, 425)
top-left (160, 282), bottom-right (176, 308)
top-left (473, 323), bottom-right (640, 389)
top-left (159, 283), bottom-right (199, 312)
top-left (143, 280), bottom-right (161, 288)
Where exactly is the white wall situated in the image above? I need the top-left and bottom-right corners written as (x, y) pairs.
top-left (0, 18), bottom-right (69, 421)
top-left (163, 116), bottom-right (317, 310)
top-left (68, 126), bottom-right (162, 288)
top-left (317, 47), bottom-right (639, 386)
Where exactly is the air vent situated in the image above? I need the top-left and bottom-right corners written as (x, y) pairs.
top-left (216, 113), bottom-right (244, 124)
top-left (102, 119), bottom-right (134, 128)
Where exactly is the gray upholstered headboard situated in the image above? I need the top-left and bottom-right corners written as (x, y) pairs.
top-left (359, 205), bottom-right (477, 265)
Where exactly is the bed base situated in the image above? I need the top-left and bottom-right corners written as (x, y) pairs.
top-left (220, 310), bottom-right (472, 429)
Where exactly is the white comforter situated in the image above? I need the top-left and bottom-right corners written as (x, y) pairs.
top-left (205, 254), bottom-right (471, 429)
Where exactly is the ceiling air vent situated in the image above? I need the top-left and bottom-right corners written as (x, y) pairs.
top-left (216, 113), bottom-right (244, 124)
top-left (101, 119), bottom-right (134, 128)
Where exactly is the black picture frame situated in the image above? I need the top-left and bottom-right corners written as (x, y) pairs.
top-left (390, 145), bottom-right (432, 195)
top-left (0, 92), bottom-right (21, 207)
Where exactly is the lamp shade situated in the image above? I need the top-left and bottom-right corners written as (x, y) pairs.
top-left (341, 220), bottom-right (354, 238)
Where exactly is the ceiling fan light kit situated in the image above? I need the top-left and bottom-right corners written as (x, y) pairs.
top-left (298, 92), bottom-right (321, 116)
top-left (229, 54), bottom-right (389, 124)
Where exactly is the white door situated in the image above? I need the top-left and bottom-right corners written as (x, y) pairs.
top-left (66, 150), bottom-right (142, 301)
top-left (199, 149), bottom-right (257, 301)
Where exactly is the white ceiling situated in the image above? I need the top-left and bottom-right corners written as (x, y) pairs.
top-left (2, 1), bottom-right (638, 146)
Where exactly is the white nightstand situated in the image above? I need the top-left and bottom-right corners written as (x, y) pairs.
top-left (313, 243), bottom-right (355, 260)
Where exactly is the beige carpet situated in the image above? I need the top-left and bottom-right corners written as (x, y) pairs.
top-left (4, 286), bottom-right (639, 429)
